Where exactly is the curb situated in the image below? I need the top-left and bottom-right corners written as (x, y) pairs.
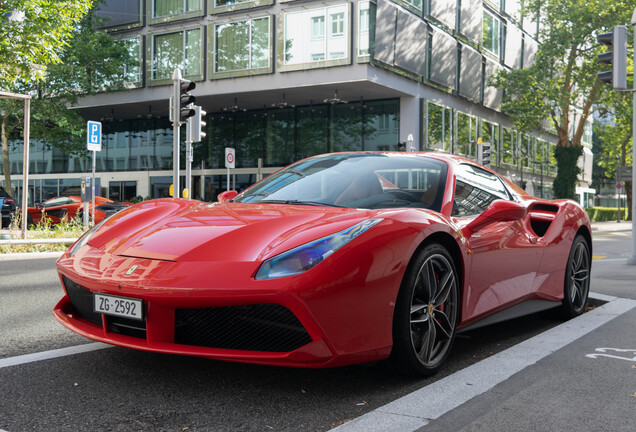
top-left (0, 251), bottom-right (65, 261)
top-left (0, 238), bottom-right (78, 245)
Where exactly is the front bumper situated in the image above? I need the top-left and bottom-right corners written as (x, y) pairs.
top-left (54, 245), bottom-right (398, 368)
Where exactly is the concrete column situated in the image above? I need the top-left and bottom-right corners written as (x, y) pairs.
top-left (399, 96), bottom-right (421, 151)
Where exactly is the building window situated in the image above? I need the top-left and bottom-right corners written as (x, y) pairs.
top-left (311, 16), bottom-right (325, 40)
top-left (153, 0), bottom-right (202, 18)
top-left (582, 120), bottom-right (593, 145)
top-left (483, 10), bottom-right (501, 56)
top-left (481, 121), bottom-right (499, 167)
top-left (214, 17), bottom-right (270, 74)
top-left (424, 101), bottom-right (452, 153)
top-left (283, 4), bottom-right (350, 67)
top-left (121, 37), bottom-right (142, 84)
top-left (331, 12), bottom-right (345, 36)
top-left (358, 1), bottom-right (376, 57)
top-left (456, 112), bottom-right (478, 159)
top-left (395, 0), bottom-right (422, 13)
top-left (151, 28), bottom-right (202, 81)
top-left (211, 0), bottom-right (273, 14)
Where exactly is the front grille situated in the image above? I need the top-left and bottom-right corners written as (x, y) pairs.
top-left (62, 276), bottom-right (102, 326)
top-left (174, 304), bottom-right (312, 352)
top-left (107, 316), bottom-right (146, 339)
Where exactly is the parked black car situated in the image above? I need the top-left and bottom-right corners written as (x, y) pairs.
top-left (0, 187), bottom-right (16, 228)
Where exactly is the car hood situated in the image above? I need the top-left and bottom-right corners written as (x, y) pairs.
top-left (87, 199), bottom-right (379, 262)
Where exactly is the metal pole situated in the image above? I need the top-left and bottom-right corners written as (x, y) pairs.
top-left (92, 150), bottom-right (96, 226)
top-left (20, 97), bottom-right (30, 239)
top-left (540, 163), bottom-right (544, 199)
top-left (185, 121), bottom-right (192, 199)
top-left (617, 163), bottom-right (621, 223)
top-left (172, 68), bottom-right (182, 198)
top-left (227, 167), bottom-right (230, 192)
top-left (628, 7), bottom-right (636, 265)
top-left (200, 160), bottom-right (205, 201)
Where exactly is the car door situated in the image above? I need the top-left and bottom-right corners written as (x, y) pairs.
top-left (451, 164), bottom-right (544, 322)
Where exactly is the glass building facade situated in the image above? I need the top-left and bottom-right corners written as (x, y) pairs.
top-left (2, 0), bottom-right (594, 206)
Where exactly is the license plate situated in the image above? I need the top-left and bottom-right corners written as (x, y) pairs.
top-left (94, 293), bottom-right (144, 321)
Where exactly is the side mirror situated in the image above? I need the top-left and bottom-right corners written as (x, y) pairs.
top-left (217, 190), bottom-right (238, 203)
top-left (462, 200), bottom-right (526, 238)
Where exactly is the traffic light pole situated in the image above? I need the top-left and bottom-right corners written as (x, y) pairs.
top-left (628, 9), bottom-right (636, 265)
top-left (185, 120), bottom-right (193, 199)
top-left (171, 68), bottom-right (182, 198)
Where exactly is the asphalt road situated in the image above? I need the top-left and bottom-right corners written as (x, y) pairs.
top-left (0, 231), bottom-right (633, 431)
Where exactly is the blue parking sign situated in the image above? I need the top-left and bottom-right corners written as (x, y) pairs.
top-left (87, 121), bottom-right (102, 151)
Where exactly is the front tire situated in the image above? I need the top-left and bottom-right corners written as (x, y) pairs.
top-left (389, 243), bottom-right (460, 376)
top-left (561, 235), bottom-right (591, 319)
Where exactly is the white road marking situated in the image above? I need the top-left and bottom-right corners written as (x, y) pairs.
top-left (331, 294), bottom-right (636, 431)
top-left (0, 342), bottom-right (112, 369)
top-left (586, 348), bottom-right (636, 362)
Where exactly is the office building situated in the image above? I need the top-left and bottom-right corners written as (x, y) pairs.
top-left (3, 0), bottom-right (594, 203)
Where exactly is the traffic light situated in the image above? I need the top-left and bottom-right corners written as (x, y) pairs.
top-left (188, 106), bottom-right (207, 142)
top-left (179, 79), bottom-right (196, 122)
top-left (597, 26), bottom-right (627, 90)
top-left (477, 138), bottom-right (491, 167)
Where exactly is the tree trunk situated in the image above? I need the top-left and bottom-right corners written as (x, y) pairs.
top-left (553, 146), bottom-right (582, 200)
top-left (1, 112), bottom-right (11, 193)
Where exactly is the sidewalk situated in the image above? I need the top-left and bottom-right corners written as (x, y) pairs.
top-left (591, 220), bottom-right (633, 233)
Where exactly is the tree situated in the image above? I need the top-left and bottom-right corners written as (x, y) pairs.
top-left (0, 3), bottom-right (134, 192)
top-left (0, 0), bottom-right (92, 88)
top-left (490, 0), bottom-right (634, 200)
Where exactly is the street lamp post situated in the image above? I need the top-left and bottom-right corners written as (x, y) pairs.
top-left (0, 91), bottom-right (31, 239)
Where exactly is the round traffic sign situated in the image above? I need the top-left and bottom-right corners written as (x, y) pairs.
top-left (226, 153), bottom-right (234, 164)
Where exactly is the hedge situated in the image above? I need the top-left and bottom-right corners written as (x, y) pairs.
top-left (584, 207), bottom-right (629, 222)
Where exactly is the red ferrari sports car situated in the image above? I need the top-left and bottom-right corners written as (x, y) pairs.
top-left (54, 152), bottom-right (591, 376)
top-left (27, 196), bottom-right (129, 226)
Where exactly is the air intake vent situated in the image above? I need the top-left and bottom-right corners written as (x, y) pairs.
top-left (175, 304), bottom-right (312, 352)
top-left (62, 276), bottom-right (102, 326)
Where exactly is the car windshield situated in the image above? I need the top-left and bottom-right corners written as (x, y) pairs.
top-left (42, 197), bottom-right (75, 208)
top-left (233, 153), bottom-right (448, 211)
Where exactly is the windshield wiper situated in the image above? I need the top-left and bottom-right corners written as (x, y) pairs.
top-left (258, 200), bottom-right (343, 208)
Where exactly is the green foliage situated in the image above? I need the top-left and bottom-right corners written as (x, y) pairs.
top-left (553, 146), bottom-right (583, 199)
top-left (584, 207), bottom-right (629, 222)
top-left (0, 212), bottom-right (86, 254)
top-left (1, 3), bottom-right (137, 191)
top-left (594, 92), bottom-right (633, 180)
top-left (490, 0), bottom-right (634, 199)
top-left (8, 211), bottom-right (86, 237)
top-left (0, 0), bottom-right (93, 88)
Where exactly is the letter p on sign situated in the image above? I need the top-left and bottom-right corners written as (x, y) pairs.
top-left (87, 121), bottom-right (102, 152)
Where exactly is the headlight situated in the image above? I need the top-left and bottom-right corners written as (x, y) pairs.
top-left (68, 219), bottom-right (107, 257)
top-left (255, 218), bottom-right (383, 280)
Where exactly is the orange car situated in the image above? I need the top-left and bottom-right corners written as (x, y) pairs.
top-left (26, 196), bottom-right (130, 226)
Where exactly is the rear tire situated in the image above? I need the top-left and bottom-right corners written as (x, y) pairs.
top-left (389, 243), bottom-right (459, 376)
top-left (560, 235), bottom-right (590, 319)
top-left (26, 214), bottom-right (33, 228)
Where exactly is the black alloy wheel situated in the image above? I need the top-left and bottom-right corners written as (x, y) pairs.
top-left (561, 235), bottom-right (591, 319)
top-left (390, 242), bottom-right (459, 376)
